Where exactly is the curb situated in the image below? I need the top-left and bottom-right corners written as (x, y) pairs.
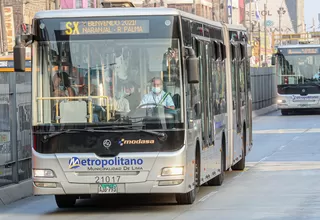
top-left (0, 179), bottom-right (32, 206)
top-left (252, 104), bottom-right (278, 119)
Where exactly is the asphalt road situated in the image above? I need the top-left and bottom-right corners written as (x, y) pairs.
top-left (1, 110), bottom-right (320, 220)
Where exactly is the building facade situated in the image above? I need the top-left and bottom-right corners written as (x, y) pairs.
top-left (61, 0), bottom-right (230, 22)
top-left (0, 0), bottom-right (52, 53)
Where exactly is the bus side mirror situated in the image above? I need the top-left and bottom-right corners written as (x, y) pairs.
top-left (271, 55), bottom-right (276, 65)
top-left (186, 47), bottom-right (199, 84)
top-left (14, 36), bottom-right (26, 72)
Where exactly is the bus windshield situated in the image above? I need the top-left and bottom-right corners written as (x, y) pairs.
top-left (276, 47), bottom-right (320, 85)
top-left (34, 38), bottom-right (182, 127)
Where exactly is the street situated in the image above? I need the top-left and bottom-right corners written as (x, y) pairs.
top-left (1, 110), bottom-right (320, 219)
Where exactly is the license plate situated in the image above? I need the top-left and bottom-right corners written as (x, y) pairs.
top-left (298, 104), bottom-right (310, 107)
top-left (98, 183), bottom-right (118, 194)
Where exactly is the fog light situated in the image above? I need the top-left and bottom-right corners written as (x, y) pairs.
top-left (161, 167), bottom-right (184, 176)
top-left (34, 182), bottom-right (57, 188)
top-left (158, 179), bottom-right (183, 186)
top-left (33, 169), bottom-right (55, 178)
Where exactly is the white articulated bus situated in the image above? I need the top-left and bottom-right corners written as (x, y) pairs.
top-left (272, 44), bottom-right (320, 115)
top-left (13, 5), bottom-right (253, 208)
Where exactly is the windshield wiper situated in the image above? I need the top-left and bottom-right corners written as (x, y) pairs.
top-left (307, 82), bottom-right (320, 87)
top-left (34, 128), bottom-right (124, 143)
top-left (35, 126), bottom-right (166, 143)
top-left (90, 125), bottom-right (166, 139)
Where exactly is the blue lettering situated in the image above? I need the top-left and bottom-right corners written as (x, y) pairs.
top-left (74, 157), bottom-right (144, 168)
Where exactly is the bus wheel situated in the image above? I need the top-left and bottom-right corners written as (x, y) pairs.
top-left (175, 149), bottom-right (199, 205)
top-left (281, 109), bottom-right (289, 115)
top-left (207, 139), bottom-right (225, 186)
top-left (232, 130), bottom-right (246, 171)
top-left (55, 195), bottom-right (77, 208)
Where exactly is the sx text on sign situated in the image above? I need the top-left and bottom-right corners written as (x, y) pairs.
top-left (60, 20), bottom-right (150, 35)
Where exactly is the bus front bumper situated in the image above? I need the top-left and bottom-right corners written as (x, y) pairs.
top-left (33, 179), bottom-right (188, 195)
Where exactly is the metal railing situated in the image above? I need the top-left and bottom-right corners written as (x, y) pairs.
top-left (250, 67), bottom-right (277, 111)
top-left (0, 71), bottom-right (32, 187)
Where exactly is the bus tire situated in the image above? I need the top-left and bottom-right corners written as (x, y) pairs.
top-left (55, 195), bottom-right (77, 208)
top-left (281, 109), bottom-right (289, 115)
top-left (175, 145), bottom-right (200, 205)
top-left (231, 127), bottom-right (246, 171)
top-left (207, 136), bottom-right (225, 186)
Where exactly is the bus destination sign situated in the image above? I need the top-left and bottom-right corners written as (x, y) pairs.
top-left (281, 48), bottom-right (320, 55)
top-left (60, 20), bottom-right (150, 35)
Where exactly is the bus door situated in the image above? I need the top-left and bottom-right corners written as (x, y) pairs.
top-left (195, 39), bottom-right (210, 149)
top-left (231, 43), bottom-right (241, 134)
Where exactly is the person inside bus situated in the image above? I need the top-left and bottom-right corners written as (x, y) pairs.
top-left (52, 71), bottom-right (75, 97)
top-left (139, 77), bottom-right (175, 109)
top-left (115, 84), bottom-right (131, 113)
top-left (123, 81), bottom-right (140, 110)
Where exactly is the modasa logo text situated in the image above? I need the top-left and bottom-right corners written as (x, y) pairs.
top-left (68, 157), bottom-right (144, 169)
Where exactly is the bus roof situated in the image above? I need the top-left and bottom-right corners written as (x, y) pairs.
top-left (226, 23), bottom-right (246, 31)
top-left (277, 44), bottom-right (320, 49)
top-left (34, 7), bottom-right (223, 28)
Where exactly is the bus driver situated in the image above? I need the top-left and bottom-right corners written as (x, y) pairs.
top-left (139, 77), bottom-right (175, 109)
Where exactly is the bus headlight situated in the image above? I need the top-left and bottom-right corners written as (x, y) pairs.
top-left (161, 167), bottom-right (184, 176)
top-left (34, 182), bottom-right (57, 188)
top-left (277, 99), bottom-right (286, 103)
top-left (33, 169), bottom-right (55, 178)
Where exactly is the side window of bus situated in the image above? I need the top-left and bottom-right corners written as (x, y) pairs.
top-left (181, 18), bottom-right (192, 46)
top-left (213, 41), bottom-right (221, 115)
top-left (231, 43), bottom-right (236, 110)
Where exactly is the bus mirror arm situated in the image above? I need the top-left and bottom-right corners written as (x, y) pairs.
top-left (185, 47), bottom-right (199, 84)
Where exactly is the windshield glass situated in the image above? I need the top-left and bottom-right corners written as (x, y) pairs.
top-left (276, 47), bottom-right (320, 85)
top-left (34, 38), bottom-right (182, 128)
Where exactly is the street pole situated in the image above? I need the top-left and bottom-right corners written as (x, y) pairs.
top-left (258, 22), bottom-right (261, 67)
top-left (264, 3), bottom-right (267, 66)
top-left (249, 0), bottom-right (252, 44)
top-left (212, 0), bottom-right (214, 20)
top-left (192, 0), bottom-right (195, 14)
top-left (277, 7), bottom-right (285, 45)
top-left (0, 0), bottom-right (8, 53)
top-left (55, 0), bottom-right (60, 9)
top-left (225, 0), bottom-right (228, 23)
top-left (279, 13), bottom-right (282, 44)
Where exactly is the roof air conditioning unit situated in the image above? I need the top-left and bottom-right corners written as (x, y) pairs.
top-left (101, 0), bottom-right (135, 8)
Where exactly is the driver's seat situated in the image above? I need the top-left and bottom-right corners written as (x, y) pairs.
top-left (172, 94), bottom-right (181, 109)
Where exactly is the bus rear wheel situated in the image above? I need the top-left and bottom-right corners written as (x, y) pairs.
top-left (55, 195), bottom-right (77, 208)
top-left (175, 149), bottom-right (199, 205)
